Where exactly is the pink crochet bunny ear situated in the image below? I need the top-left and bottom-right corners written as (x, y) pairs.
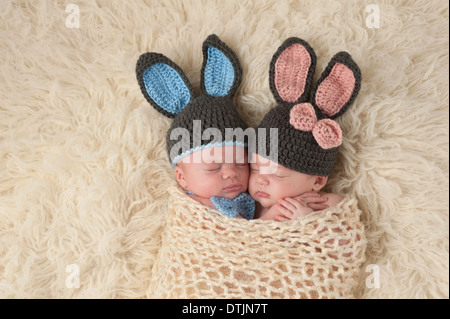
top-left (269, 38), bottom-right (317, 105)
top-left (288, 51), bottom-right (361, 150)
top-left (312, 51), bottom-right (361, 119)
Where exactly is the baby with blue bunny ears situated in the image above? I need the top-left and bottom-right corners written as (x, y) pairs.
top-left (136, 34), bottom-right (255, 219)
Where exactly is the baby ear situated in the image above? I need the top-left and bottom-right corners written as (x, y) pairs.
top-left (312, 51), bottom-right (361, 119)
top-left (200, 34), bottom-right (242, 98)
top-left (136, 52), bottom-right (195, 119)
top-left (312, 176), bottom-right (328, 191)
top-left (269, 37), bottom-right (317, 105)
top-left (174, 164), bottom-right (188, 189)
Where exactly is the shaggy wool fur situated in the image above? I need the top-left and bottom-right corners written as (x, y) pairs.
top-left (0, 0), bottom-right (448, 298)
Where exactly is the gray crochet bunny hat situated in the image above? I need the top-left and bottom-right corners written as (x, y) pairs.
top-left (257, 37), bottom-right (362, 176)
top-left (136, 34), bottom-right (248, 166)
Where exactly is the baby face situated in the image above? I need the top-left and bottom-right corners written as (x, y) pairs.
top-left (248, 153), bottom-right (327, 208)
top-left (175, 145), bottom-right (249, 199)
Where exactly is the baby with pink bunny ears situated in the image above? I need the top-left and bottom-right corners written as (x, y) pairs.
top-left (249, 37), bottom-right (361, 221)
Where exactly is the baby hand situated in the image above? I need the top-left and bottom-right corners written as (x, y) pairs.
top-left (293, 192), bottom-right (328, 211)
top-left (274, 197), bottom-right (313, 221)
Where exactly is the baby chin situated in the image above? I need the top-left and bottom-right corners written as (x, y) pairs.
top-left (250, 191), bottom-right (275, 208)
top-left (256, 197), bottom-right (275, 208)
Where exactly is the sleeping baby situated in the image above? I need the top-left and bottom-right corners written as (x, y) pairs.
top-left (174, 145), bottom-right (254, 219)
top-left (136, 34), bottom-right (256, 219)
top-left (249, 37), bottom-right (361, 222)
top-left (249, 152), bottom-right (337, 221)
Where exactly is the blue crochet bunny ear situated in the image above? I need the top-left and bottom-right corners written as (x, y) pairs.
top-left (136, 52), bottom-right (195, 119)
top-left (200, 34), bottom-right (242, 98)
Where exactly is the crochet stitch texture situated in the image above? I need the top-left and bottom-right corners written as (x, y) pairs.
top-left (210, 192), bottom-right (255, 220)
top-left (136, 34), bottom-right (248, 166)
top-left (258, 37), bottom-right (361, 176)
top-left (148, 186), bottom-right (366, 299)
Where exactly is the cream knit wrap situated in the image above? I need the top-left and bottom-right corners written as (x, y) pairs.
top-left (148, 186), bottom-right (366, 299)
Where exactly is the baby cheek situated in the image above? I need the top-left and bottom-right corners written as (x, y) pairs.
top-left (209, 174), bottom-right (227, 190)
top-left (248, 174), bottom-right (258, 194)
top-left (272, 181), bottom-right (294, 201)
top-left (241, 167), bottom-right (250, 188)
top-left (190, 173), bottom-right (222, 197)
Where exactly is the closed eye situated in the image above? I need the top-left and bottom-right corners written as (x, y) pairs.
top-left (204, 165), bottom-right (222, 172)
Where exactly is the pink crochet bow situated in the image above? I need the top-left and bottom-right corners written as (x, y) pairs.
top-left (289, 103), bottom-right (342, 149)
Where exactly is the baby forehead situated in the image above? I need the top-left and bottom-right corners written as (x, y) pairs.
top-left (250, 153), bottom-right (278, 166)
top-left (249, 153), bottom-right (287, 173)
top-left (190, 145), bottom-right (248, 163)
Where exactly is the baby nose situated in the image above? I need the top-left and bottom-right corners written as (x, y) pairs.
top-left (222, 165), bottom-right (239, 179)
top-left (257, 174), bottom-right (269, 185)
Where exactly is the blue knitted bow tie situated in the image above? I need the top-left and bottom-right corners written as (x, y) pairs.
top-left (210, 192), bottom-right (255, 220)
top-left (185, 191), bottom-right (255, 220)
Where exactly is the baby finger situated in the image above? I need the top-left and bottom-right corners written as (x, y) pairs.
top-left (276, 203), bottom-right (293, 217)
top-left (279, 198), bottom-right (297, 211)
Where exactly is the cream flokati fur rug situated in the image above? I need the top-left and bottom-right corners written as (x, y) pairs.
top-left (0, 0), bottom-right (448, 298)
